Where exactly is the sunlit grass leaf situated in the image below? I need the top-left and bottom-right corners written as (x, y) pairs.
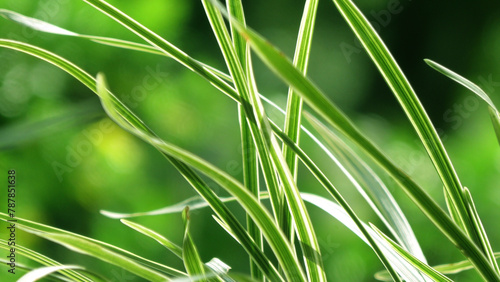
top-left (96, 73), bottom-right (301, 281)
top-left (425, 59), bottom-right (500, 146)
top-left (18, 265), bottom-right (83, 282)
top-left (120, 219), bottom-right (183, 258)
top-left (0, 213), bottom-right (185, 278)
top-left (182, 207), bottom-right (207, 280)
top-left (370, 224), bottom-right (453, 282)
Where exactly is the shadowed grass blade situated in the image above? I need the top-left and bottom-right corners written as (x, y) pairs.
top-left (96, 74), bottom-right (302, 281)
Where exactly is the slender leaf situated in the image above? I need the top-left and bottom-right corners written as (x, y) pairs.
top-left (18, 265), bottom-right (84, 282)
top-left (425, 59), bottom-right (500, 146)
top-left (182, 207), bottom-right (207, 280)
top-left (97, 73), bottom-right (302, 281)
top-left (208, 2), bottom-right (500, 280)
top-left (120, 219), bottom-right (183, 259)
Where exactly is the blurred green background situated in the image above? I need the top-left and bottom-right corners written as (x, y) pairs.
top-left (1, 0), bottom-right (499, 281)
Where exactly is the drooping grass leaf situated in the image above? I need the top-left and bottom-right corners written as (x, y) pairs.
top-left (18, 265), bottom-right (84, 282)
top-left (120, 219), bottom-right (183, 259)
top-left (425, 59), bottom-right (500, 146)
top-left (182, 207), bottom-right (207, 281)
top-left (96, 73), bottom-right (301, 281)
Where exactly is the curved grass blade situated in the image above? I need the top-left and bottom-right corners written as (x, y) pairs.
top-left (97, 74), bottom-right (302, 281)
top-left (0, 40), bottom-right (282, 282)
top-left (182, 208), bottom-right (207, 281)
top-left (203, 2), bottom-right (324, 280)
top-left (18, 265), bottom-right (83, 282)
top-left (425, 59), bottom-right (500, 146)
top-left (370, 224), bottom-right (453, 282)
top-left (0, 239), bottom-right (96, 282)
top-left (376, 253), bottom-right (500, 281)
top-left (120, 219), bottom-right (183, 259)
top-left (208, 2), bottom-right (500, 280)
top-left (13, 227), bottom-right (172, 281)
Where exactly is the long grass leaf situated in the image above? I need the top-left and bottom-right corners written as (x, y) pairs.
top-left (0, 39), bottom-right (281, 282)
top-left (120, 219), bottom-right (183, 259)
top-left (203, 2), bottom-right (325, 280)
top-left (207, 2), bottom-right (500, 280)
top-left (425, 59), bottom-right (500, 146)
top-left (370, 224), bottom-right (453, 282)
top-left (18, 265), bottom-right (83, 282)
top-left (96, 74), bottom-right (302, 281)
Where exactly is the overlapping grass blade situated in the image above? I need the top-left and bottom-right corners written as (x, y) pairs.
top-left (182, 208), bottom-right (207, 280)
top-left (304, 113), bottom-right (427, 264)
top-left (0, 39), bottom-right (282, 282)
top-left (96, 73), bottom-right (302, 281)
top-left (425, 59), bottom-right (500, 145)
top-left (121, 219), bottom-right (183, 259)
top-left (207, 1), bottom-right (499, 280)
top-left (18, 265), bottom-right (84, 282)
top-left (203, 2), bottom-right (324, 280)
top-left (226, 1), bottom-right (263, 279)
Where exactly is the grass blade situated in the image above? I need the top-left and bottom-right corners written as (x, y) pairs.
top-left (226, 1), bottom-right (263, 279)
top-left (18, 265), bottom-right (84, 282)
top-left (120, 219), bottom-right (183, 259)
top-left (370, 224), bottom-right (453, 282)
top-left (425, 59), bottom-right (500, 146)
top-left (203, 2), bottom-right (325, 280)
top-left (280, 0), bottom-right (319, 245)
top-left (209, 1), bottom-right (500, 280)
top-left (182, 208), bottom-right (207, 280)
top-left (96, 74), bottom-right (302, 281)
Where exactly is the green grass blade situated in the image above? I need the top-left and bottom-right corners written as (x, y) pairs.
top-left (12, 227), bottom-right (172, 281)
top-left (96, 74), bottom-right (302, 281)
top-left (210, 2), bottom-right (500, 280)
top-left (203, 3), bottom-right (325, 280)
top-left (0, 239), bottom-right (95, 282)
top-left (425, 59), bottom-right (500, 145)
top-left (226, 1), bottom-right (263, 279)
top-left (0, 40), bottom-right (281, 282)
top-left (18, 265), bottom-right (84, 282)
top-left (304, 113), bottom-right (427, 264)
top-left (0, 213), bottom-right (182, 278)
top-left (182, 208), bottom-right (207, 280)
top-left (120, 219), bottom-right (183, 259)
top-left (280, 0), bottom-right (319, 246)
top-left (331, 0), bottom-right (484, 256)
top-left (370, 224), bottom-right (453, 282)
